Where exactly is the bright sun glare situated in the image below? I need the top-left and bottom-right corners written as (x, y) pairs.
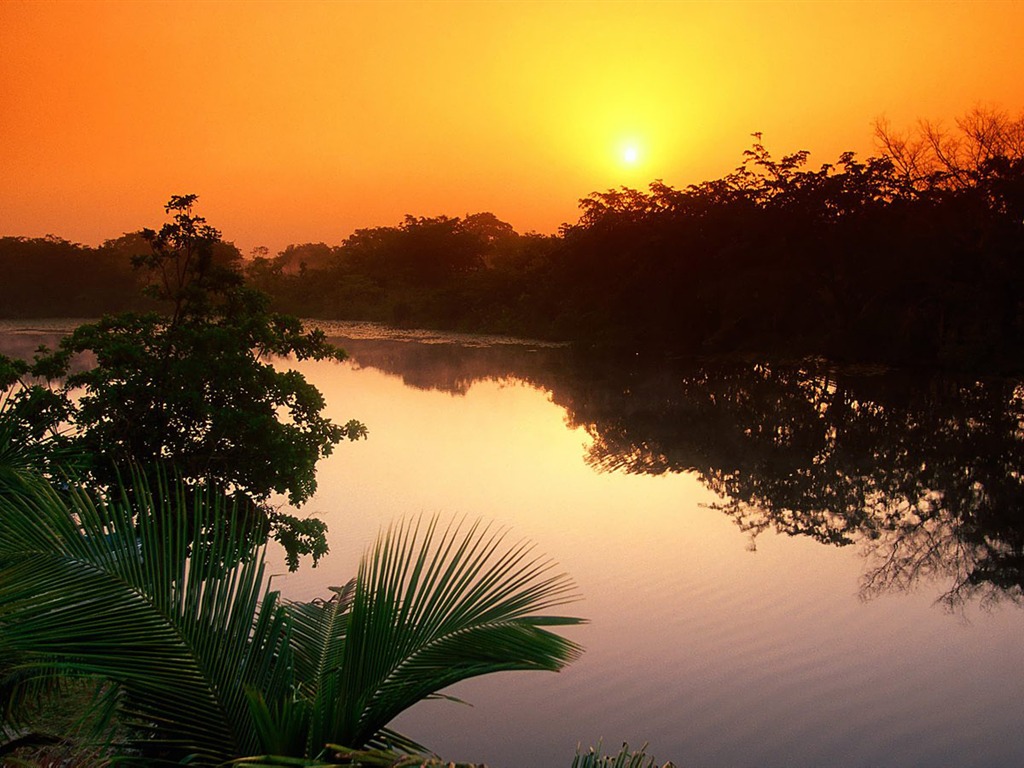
top-left (622, 145), bottom-right (639, 164)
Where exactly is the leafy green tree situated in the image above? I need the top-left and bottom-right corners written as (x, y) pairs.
top-left (0, 470), bottom-right (583, 766)
top-left (2, 195), bottom-right (366, 568)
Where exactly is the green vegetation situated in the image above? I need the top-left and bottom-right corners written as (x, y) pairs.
top-left (0, 196), bottom-right (611, 768)
top-left (0, 469), bottom-right (583, 765)
top-left (1, 195), bottom-right (366, 569)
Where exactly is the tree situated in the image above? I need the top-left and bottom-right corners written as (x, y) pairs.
top-left (339, 214), bottom-right (490, 286)
top-left (0, 469), bottom-right (583, 766)
top-left (874, 106), bottom-right (1024, 191)
top-left (2, 195), bottom-right (366, 568)
top-left (0, 235), bottom-right (142, 317)
top-left (275, 242), bottom-right (337, 275)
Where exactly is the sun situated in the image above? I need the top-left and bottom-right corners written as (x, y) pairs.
top-left (600, 136), bottom-right (649, 176)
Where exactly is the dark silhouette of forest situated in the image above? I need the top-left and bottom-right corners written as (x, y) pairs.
top-left (0, 231), bottom-right (245, 318)
top-left (4, 108), bottom-right (1023, 372)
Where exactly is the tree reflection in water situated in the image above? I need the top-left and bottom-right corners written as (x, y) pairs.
top-left (8, 323), bottom-right (1020, 609)
top-left (553, 355), bottom-right (1024, 609)
top-left (327, 332), bottom-right (1024, 610)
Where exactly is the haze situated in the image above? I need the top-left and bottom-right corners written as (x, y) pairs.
top-left (2, 0), bottom-right (1023, 255)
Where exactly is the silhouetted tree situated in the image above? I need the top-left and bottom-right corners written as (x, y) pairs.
top-left (340, 214), bottom-right (487, 285)
top-left (0, 235), bottom-right (142, 317)
top-left (875, 106), bottom-right (1024, 191)
top-left (5, 109), bottom-right (1024, 371)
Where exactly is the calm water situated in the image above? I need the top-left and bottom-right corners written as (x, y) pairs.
top-left (3, 320), bottom-right (1024, 768)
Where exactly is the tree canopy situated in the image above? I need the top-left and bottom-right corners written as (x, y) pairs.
top-left (0, 195), bottom-right (366, 568)
top-left (3, 108), bottom-right (1023, 372)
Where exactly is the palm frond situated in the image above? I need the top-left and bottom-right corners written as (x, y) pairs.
top-left (2, 477), bottom-right (587, 765)
top-left (326, 516), bottom-right (585, 749)
top-left (572, 742), bottom-right (676, 768)
top-left (280, 582), bottom-right (355, 756)
top-left (0, 470), bottom-right (292, 766)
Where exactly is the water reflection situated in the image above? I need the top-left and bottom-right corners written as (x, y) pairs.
top-left (327, 332), bottom-right (1024, 610)
top-left (5, 321), bottom-right (1024, 766)
top-left (556, 357), bottom-right (1024, 610)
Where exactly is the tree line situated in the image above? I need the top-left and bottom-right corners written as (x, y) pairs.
top-left (4, 107), bottom-right (1023, 371)
top-left (0, 197), bottom-right (588, 766)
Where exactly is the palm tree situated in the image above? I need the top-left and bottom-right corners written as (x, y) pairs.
top-left (0, 470), bottom-right (584, 766)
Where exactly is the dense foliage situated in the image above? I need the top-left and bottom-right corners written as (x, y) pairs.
top-left (0, 234), bottom-right (145, 318)
top-left (3, 108), bottom-right (1023, 372)
top-left (0, 200), bottom-right (589, 767)
top-left (0, 196), bottom-right (366, 568)
top-left (0, 469), bottom-right (583, 765)
top-left (247, 108), bottom-right (1024, 372)
top-left (549, 117), bottom-right (1024, 368)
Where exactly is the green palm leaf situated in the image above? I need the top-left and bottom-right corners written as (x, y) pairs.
top-left (2, 475), bottom-right (586, 765)
top-left (304, 516), bottom-right (585, 750)
top-left (0, 470), bottom-right (292, 766)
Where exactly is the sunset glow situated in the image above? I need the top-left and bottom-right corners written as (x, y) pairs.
top-left (2, 0), bottom-right (1023, 254)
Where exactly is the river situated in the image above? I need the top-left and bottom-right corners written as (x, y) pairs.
top-left (3, 319), bottom-right (1024, 768)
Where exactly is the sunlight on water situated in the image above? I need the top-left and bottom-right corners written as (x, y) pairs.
top-left (261, 339), bottom-right (1024, 768)
top-left (266, 357), bottom-right (731, 601)
top-left (4, 321), bottom-right (1023, 768)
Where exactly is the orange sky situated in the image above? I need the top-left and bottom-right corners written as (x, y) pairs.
top-left (2, 0), bottom-right (1023, 256)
